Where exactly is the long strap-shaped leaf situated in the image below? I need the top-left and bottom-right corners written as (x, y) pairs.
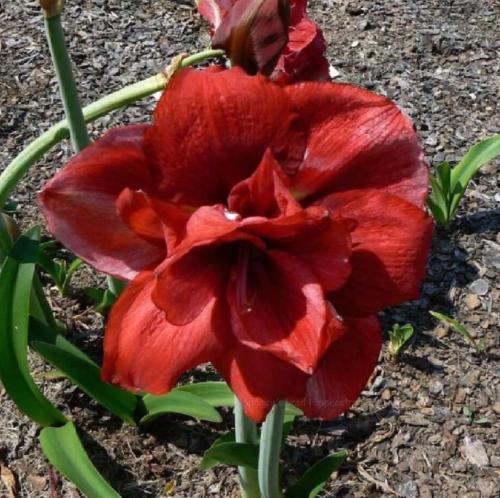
top-left (40, 422), bottom-right (120, 498)
top-left (0, 228), bottom-right (66, 426)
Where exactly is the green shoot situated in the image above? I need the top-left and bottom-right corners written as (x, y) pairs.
top-left (387, 323), bottom-right (414, 359)
top-left (427, 134), bottom-right (500, 227)
top-left (429, 310), bottom-right (485, 353)
top-left (38, 243), bottom-right (82, 297)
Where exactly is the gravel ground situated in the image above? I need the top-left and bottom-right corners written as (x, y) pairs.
top-left (0, 0), bottom-right (499, 497)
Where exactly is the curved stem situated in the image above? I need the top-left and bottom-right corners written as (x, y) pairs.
top-left (0, 48), bottom-right (225, 207)
top-left (234, 397), bottom-right (261, 498)
top-left (44, 14), bottom-right (90, 152)
top-left (258, 401), bottom-right (285, 498)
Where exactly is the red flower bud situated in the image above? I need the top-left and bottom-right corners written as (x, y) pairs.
top-left (211, 0), bottom-right (290, 76)
top-left (38, 0), bottom-right (64, 17)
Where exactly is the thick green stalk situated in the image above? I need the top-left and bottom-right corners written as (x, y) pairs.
top-left (0, 49), bottom-right (224, 208)
top-left (258, 401), bottom-right (285, 498)
top-left (44, 14), bottom-right (90, 152)
top-left (234, 397), bottom-right (261, 498)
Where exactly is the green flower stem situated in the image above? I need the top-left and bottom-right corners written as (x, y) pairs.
top-left (0, 48), bottom-right (224, 208)
top-left (234, 397), bottom-right (261, 498)
top-left (258, 401), bottom-right (286, 498)
top-left (44, 13), bottom-right (90, 152)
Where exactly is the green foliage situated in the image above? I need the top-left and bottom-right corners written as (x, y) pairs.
top-left (429, 310), bottom-right (486, 353)
top-left (462, 406), bottom-right (490, 426)
top-left (38, 242), bottom-right (82, 296)
top-left (31, 339), bottom-right (139, 426)
top-left (0, 228), bottom-right (66, 426)
top-left (388, 323), bottom-right (414, 358)
top-left (176, 381), bottom-right (235, 407)
top-left (83, 286), bottom-right (118, 315)
top-left (200, 434), bottom-right (259, 470)
top-left (285, 451), bottom-right (347, 498)
top-left (40, 422), bottom-right (120, 498)
top-left (140, 391), bottom-right (223, 424)
top-left (428, 134), bottom-right (500, 226)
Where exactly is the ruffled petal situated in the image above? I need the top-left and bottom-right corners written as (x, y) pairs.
top-left (145, 67), bottom-right (295, 206)
top-left (322, 189), bottom-right (433, 316)
top-left (38, 125), bottom-right (165, 280)
top-left (227, 249), bottom-right (343, 373)
top-left (285, 82), bottom-right (428, 207)
top-left (213, 342), bottom-right (308, 422)
top-left (102, 272), bottom-right (228, 394)
top-left (228, 149), bottom-right (301, 218)
top-left (293, 315), bottom-right (381, 419)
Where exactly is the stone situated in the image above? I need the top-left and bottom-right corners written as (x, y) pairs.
top-left (381, 388), bottom-right (391, 400)
top-left (477, 478), bottom-right (496, 497)
top-left (398, 480), bottom-right (419, 498)
top-left (465, 294), bottom-right (481, 310)
top-left (428, 380), bottom-right (443, 395)
top-left (469, 278), bottom-right (489, 295)
top-left (461, 436), bottom-right (489, 467)
top-left (435, 325), bottom-right (449, 338)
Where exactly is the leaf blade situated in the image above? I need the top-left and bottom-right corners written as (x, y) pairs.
top-left (40, 422), bottom-right (120, 498)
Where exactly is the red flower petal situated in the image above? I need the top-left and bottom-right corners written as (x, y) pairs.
top-left (116, 188), bottom-right (165, 246)
top-left (293, 315), bottom-right (382, 419)
top-left (153, 245), bottom-right (231, 326)
top-left (276, 218), bottom-right (353, 293)
top-left (322, 189), bottom-right (433, 316)
top-left (145, 67), bottom-right (294, 206)
top-left (271, 0), bottom-right (330, 84)
top-left (102, 271), bottom-right (228, 394)
top-left (227, 249), bottom-right (342, 373)
top-left (38, 125), bottom-right (166, 280)
top-left (228, 149), bottom-right (301, 218)
top-left (213, 342), bottom-right (308, 422)
top-left (285, 82), bottom-right (428, 207)
top-left (198, 0), bottom-right (234, 30)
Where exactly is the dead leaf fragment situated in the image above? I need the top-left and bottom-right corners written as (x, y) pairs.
top-left (1, 463), bottom-right (18, 498)
top-left (462, 436), bottom-right (489, 467)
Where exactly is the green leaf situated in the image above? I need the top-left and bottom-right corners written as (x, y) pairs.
top-left (61, 257), bottom-right (82, 295)
top-left (29, 317), bottom-right (95, 365)
top-left (285, 451), bottom-right (347, 498)
top-left (0, 228), bottom-right (66, 426)
top-left (40, 422), bottom-right (120, 498)
top-left (388, 323), bottom-right (414, 357)
top-left (141, 390), bottom-right (223, 424)
top-left (451, 133), bottom-right (500, 191)
top-left (429, 310), bottom-right (482, 353)
top-left (83, 287), bottom-right (117, 315)
top-left (436, 162), bottom-right (451, 195)
top-left (31, 340), bottom-right (139, 426)
top-left (449, 134), bottom-right (500, 221)
top-left (200, 441), bottom-right (259, 470)
top-left (200, 432), bottom-right (236, 469)
top-left (427, 177), bottom-right (449, 226)
top-left (176, 381), bottom-right (234, 407)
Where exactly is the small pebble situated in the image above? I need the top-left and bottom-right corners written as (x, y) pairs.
top-left (428, 380), bottom-right (443, 395)
top-left (469, 278), bottom-right (489, 295)
top-left (381, 388), bottom-right (391, 401)
top-left (462, 436), bottom-right (489, 467)
top-left (398, 480), bottom-right (419, 498)
top-left (435, 325), bottom-right (449, 338)
top-left (465, 294), bottom-right (481, 310)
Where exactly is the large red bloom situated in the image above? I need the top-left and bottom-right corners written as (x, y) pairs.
top-left (39, 67), bottom-right (433, 422)
top-left (198, 0), bottom-right (330, 84)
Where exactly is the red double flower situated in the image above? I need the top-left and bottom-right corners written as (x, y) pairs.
top-left (39, 67), bottom-right (432, 421)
